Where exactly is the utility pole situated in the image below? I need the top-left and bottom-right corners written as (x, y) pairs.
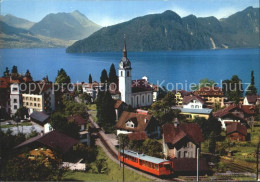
top-left (119, 138), bottom-right (121, 167)
top-left (123, 142), bottom-right (125, 182)
top-left (197, 147), bottom-right (200, 182)
top-left (257, 142), bottom-right (260, 181)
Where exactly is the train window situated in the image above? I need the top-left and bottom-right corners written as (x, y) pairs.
top-left (159, 164), bottom-right (163, 168)
top-left (155, 164), bottom-right (158, 170)
top-left (164, 164), bottom-right (171, 170)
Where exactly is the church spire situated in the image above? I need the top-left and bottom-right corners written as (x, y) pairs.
top-left (123, 34), bottom-right (127, 57)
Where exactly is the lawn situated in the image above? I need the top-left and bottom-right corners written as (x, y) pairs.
top-left (63, 146), bottom-right (151, 181)
top-left (88, 104), bottom-right (98, 122)
top-left (1, 121), bottom-right (32, 129)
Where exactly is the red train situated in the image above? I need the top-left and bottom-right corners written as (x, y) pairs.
top-left (118, 150), bottom-right (174, 176)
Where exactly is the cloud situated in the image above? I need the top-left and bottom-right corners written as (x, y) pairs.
top-left (97, 16), bottom-right (128, 27)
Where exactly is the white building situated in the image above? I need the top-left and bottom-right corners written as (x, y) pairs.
top-left (118, 38), bottom-right (153, 108)
top-left (10, 83), bottom-right (22, 116)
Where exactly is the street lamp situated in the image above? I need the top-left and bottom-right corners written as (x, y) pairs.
top-left (257, 142), bottom-right (260, 181)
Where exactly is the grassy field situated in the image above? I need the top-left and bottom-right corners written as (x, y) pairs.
top-left (1, 121), bottom-right (32, 129)
top-left (88, 104), bottom-right (98, 122)
top-left (63, 146), bottom-right (150, 181)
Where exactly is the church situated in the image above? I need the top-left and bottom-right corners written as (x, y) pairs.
top-left (118, 38), bottom-right (154, 108)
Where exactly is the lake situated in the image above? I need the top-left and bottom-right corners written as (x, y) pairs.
top-left (0, 48), bottom-right (259, 91)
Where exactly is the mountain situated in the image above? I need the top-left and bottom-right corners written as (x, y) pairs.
top-left (30, 10), bottom-right (101, 41)
top-left (0, 14), bottom-right (35, 29)
top-left (66, 7), bottom-right (259, 53)
top-left (0, 21), bottom-right (74, 48)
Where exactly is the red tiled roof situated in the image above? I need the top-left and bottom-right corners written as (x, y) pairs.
top-left (67, 115), bottom-right (87, 125)
top-left (213, 104), bottom-right (244, 118)
top-left (15, 130), bottom-right (78, 154)
top-left (226, 122), bottom-right (247, 136)
top-left (116, 111), bottom-right (153, 132)
top-left (163, 123), bottom-right (204, 145)
top-left (0, 77), bottom-right (10, 88)
top-left (246, 95), bottom-right (258, 104)
top-left (194, 87), bottom-right (224, 96)
top-left (131, 79), bottom-right (153, 93)
top-left (241, 105), bottom-right (255, 115)
top-left (182, 95), bottom-right (205, 105)
top-left (128, 131), bottom-right (148, 141)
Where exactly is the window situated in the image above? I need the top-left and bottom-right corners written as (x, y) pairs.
top-left (178, 151), bottom-right (181, 158)
top-left (121, 71), bottom-right (123, 76)
top-left (14, 99), bottom-right (17, 103)
top-left (26, 102), bottom-right (28, 105)
top-left (184, 151), bottom-right (187, 158)
top-left (12, 87), bottom-right (18, 91)
top-left (137, 97), bottom-right (139, 105)
top-left (127, 71), bottom-right (130, 77)
top-left (195, 105), bottom-right (199, 108)
top-left (34, 98), bottom-right (36, 101)
top-left (148, 95), bottom-right (150, 103)
top-left (14, 105), bottom-right (17, 109)
top-left (38, 104), bottom-right (40, 107)
top-left (191, 105), bottom-right (194, 108)
top-left (37, 98), bottom-right (40, 101)
top-left (142, 95), bottom-right (144, 103)
top-left (34, 103), bottom-right (36, 107)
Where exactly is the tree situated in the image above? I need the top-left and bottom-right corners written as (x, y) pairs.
top-left (222, 75), bottom-right (243, 103)
top-left (142, 139), bottom-right (163, 158)
top-left (192, 78), bottom-right (216, 91)
top-left (212, 102), bottom-right (221, 112)
top-left (50, 112), bottom-right (80, 139)
top-left (149, 92), bottom-right (180, 125)
top-left (55, 68), bottom-right (71, 90)
top-left (96, 91), bottom-right (116, 132)
top-left (100, 69), bottom-right (108, 83)
top-left (89, 74), bottom-right (93, 84)
top-left (3, 67), bottom-right (10, 77)
top-left (246, 70), bottom-right (257, 95)
top-left (14, 106), bottom-right (29, 120)
top-left (11, 65), bottom-right (18, 74)
top-left (108, 63), bottom-right (118, 84)
top-left (79, 93), bottom-right (92, 104)
top-left (208, 132), bottom-right (217, 154)
top-left (2, 152), bottom-right (63, 181)
top-left (25, 69), bottom-right (32, 79)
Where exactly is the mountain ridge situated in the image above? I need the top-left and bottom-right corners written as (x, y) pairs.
top-left (66, 6), bottom-right (259, 53)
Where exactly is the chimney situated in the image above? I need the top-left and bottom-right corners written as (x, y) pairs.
top-left (174, 118), bottom-right (179, 128)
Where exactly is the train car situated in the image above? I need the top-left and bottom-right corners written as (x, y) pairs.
top-left (118, 150), bottom-right (173, 176)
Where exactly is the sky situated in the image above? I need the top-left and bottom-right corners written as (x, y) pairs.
top-left (1, 0), bottom-right (259, 27)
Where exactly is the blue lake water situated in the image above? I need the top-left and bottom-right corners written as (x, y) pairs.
top-left (0, 48), bottom-right (259, 91)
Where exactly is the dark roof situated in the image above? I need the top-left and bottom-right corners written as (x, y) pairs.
top-left (15, 130), bottom-right (78, 154)
top-left (171, 158), bottom-right (209, 172)
top-left (241, 105), bottom-right (255, 115)
top-left (182, 95), bottom-right (205, 105)
top-left (116, 111), bottom-right (153, 132)
top-left (131, 79), bottom-right (153, 93)
top-left (30, 111), bottom-right (50, 126)
top-left (194, 87), bottom-right (224, 97)
top-left (226, 123), bottom-right (247, 136)
top-left (246, 95), bottom-right (258, 104)
top-left (128, 131), bottom-right (148, 141)
top-left (67, 115), bottom-right (87, 125)
top-left (213, 105), bottom-right (244, 118)
top-left (163, 123), bottom-right (204, 145)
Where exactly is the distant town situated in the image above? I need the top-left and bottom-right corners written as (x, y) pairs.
top-left (0, 39), bottom-right (259, 181)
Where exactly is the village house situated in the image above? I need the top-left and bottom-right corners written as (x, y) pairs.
top-left (162, 119), bottom-right (204, 159)
top-left (173, 90), bottom-right (192, 106)
top-left (213, 104), bottom-right (248, 129)
top-left (115, 111), bottom-right (160, 139)
top-left (172, 95), bottom-right (212, 120)
top-left (194, 86), bottom-right (225, 108)
top-left (243, 95), bottom-right (259, 105)
top-left (14, 130), bottom-right (79, 157)
top-left (226, 122), bottom-right (248, 141)
top-left (30, 111), bottom-right (52, 133)
top-left (67, 115), bottom-right (90, 146)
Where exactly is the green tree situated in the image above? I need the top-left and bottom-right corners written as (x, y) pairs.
top-left (55, 68), bottom-right (71, 90)
top-left (3, 67), bottom-right (10, 77)
top-left (108, 63), bottom-right (118, 84)
top-left (222, 75), bottom-right (243, 103)
top-left (192, 78), bottom-right (216, 91)
top-left (79, 92), bottom-right (92, 104)
top-left (11, 65), bottom-right (18, 74)
top-left (100, 69), bottom-right (108, 83)
top-left (149, 92), bottom-right (179, 125)
top-left (89, 74), bottom-right (93, 84)
top-left (96, 91), bottom-right (116, 132)
top-left (246, 70), bottom-right (257, 95)
top-left (95, 158), bottom-right (108, 174)
top-left (2, 153), bottom-right (63, 181)
top-left (14, 106), bottom-right (29, 120)
top-left (208, 132), bottom-right (217, 154)
top-left (142, 139), bottom-right (163, 158)
top-left (50, 112), bottom-right (80, 139)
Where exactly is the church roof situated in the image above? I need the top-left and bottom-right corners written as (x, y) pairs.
top-left (119, 36), bottom-right (131, 69)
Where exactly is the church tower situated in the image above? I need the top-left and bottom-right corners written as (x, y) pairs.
top-left (119, 36), bottom-right (132, 105)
